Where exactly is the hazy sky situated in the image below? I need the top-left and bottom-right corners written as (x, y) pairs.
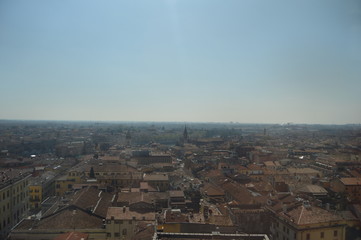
top-left (1, 0), bottom-right (360, 124)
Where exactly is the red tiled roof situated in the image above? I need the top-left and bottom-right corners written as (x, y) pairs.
top-left (70, 187), bottom-right (115, 218)
top-left (280, 205), bottom-right (344, 226)
top-left (106, 207), bottom-right (155, 221)
top-left (36, 207), bottom-right (103, 229)
top-left (53, 232), bottom-right (88, 240)
top-left (341, 178), bottom-right (361, 186)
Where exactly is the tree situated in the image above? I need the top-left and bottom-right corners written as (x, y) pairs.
top-left (89, 167), bottom-right (95, 179)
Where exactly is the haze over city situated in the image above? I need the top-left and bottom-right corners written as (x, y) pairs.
top-left (1, 0), bottom-right (360, 124)
top-left (1, 2), bottom-right (361, 238)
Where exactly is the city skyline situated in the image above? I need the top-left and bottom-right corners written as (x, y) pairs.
top-left (1, 0), bottom-right (360, 124)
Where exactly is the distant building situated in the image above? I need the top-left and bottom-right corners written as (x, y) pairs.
top-left (200, 183), bottom-right (225, 203)
top-left (133, 151), bottom-right (172, 165)
top-left (227, 202), bottom-right (270, 234)
top-left (143, 173), bottom-right (170, 192)
top-left (169, 190), bottom-right (186, 211)
top-left (55, 141), bottom-right (85, 157)
top-left (106, 207), bottom-right (155, 240)
top-left (117, 191), bottom-right (169, 213)
top-left (334, 178), bottom-right (361, 204)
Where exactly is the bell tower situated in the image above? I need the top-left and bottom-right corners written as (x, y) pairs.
top-left (183, 125), bottom-right (189, 143)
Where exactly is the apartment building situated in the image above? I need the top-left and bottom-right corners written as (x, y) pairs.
top-left (0, 169), bottom-right (31, 239)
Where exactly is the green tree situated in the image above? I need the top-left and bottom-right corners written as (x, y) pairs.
top-left (89, 167), bottom-right (95, 178)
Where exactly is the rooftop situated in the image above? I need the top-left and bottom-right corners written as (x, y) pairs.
top-left (279, 204), bottom-right (345, 226)
top-left (14, 207), bottom-right (103, 230)
top-left (169, 190), bottom-right (185, 198)
top-left (0, 168), bottom-right (31, 189)
top-left (70, 186), bottom-right (115, 218)
top-left (340, 177), bottom-right (361, 186)
top-left (297, 185), bottom-right (328, 195)
top-left (155, 232), bottom-right (270, 240)
top-left (106, 207), bottom-right (155, 221)
top-left (143, 173), bottom-right (169, 181)
top-left (53, 232), bottom-right (89, 240)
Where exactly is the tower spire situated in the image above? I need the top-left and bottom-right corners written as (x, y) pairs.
top-left (183, 125), bottom-right (188, 143)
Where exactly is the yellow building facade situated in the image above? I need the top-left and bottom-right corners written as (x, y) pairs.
top-left (269, 203), bottom-right (356, 240)
top-left (29, 185), bottom-right (42, 209)
top-left (55, 170), bottom-right (83, 196)
top-left (0, 172), bottom-right (31, 239)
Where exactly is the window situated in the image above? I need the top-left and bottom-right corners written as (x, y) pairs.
top-left (306, 233), bottom-right (310, 240)
top-left (122, 229), bottom-right (127, 235)
top-left (321, 232), bottom-right (324, 238)
top-left (334, 230), bottom-right (338, 237)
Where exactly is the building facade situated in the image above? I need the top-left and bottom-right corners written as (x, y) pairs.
top-left (0, 170), bottom-right (31, 239)
top-left (269, 202), bottom-right (349, 240)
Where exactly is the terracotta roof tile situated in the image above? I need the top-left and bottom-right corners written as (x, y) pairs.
top-left (53, 232), bottom-right (88, 240)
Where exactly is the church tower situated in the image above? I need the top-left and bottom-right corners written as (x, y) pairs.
top-left (183, 125), bottom-right (189, 143)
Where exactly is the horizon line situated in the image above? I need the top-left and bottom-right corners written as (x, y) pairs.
top-left (0, 118), bottom-right (360, 126)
